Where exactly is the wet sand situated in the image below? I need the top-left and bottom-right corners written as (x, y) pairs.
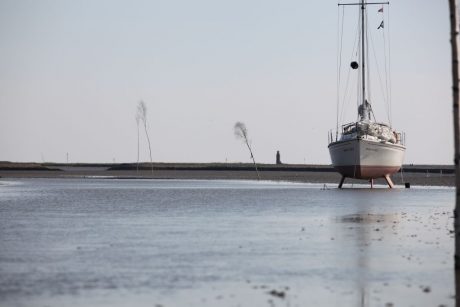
top-left (0, 164), bottom-right (454, 187)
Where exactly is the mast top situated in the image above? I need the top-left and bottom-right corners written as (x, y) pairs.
top-left (338, 1), bottom-right (389, 6)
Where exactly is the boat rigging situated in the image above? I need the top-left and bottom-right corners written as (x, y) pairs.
top-left (328, 0), bottom-right (406, 188)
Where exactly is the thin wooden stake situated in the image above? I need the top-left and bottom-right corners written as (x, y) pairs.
top-left (448, 0), bottom-right (460, 269)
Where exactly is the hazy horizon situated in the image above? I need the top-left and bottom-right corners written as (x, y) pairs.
top-left (0, 1), bottom-right (453, 165)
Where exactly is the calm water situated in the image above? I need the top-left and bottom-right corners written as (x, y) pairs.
top-left (0, 179), bottom-right (455, 307)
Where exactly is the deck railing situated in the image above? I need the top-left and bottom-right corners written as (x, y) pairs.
top-left (329, 123), bottom-right (406, 146)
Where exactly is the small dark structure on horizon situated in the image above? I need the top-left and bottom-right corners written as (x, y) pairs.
top-left (276, 151), bottom-right (282, 165)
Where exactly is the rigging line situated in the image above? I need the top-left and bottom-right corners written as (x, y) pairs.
top-left (341, 34), bottom-right (360, 125)
top-left (340, 10), bottom-right (360, 125)
top-left (341, 62), bottom-right (357, 124)
top-left (357, 11), bottom-right (362, 121)
top-left (387, 5), bottom-right (393, 126)
top-left (340, 61), bottom-right (353, 124)
top-left (336, 5), bottom-right (345, 137)
top-left (365, 10), bottom-right (372, 106)
top-left (400, 164), bottom-right (405, 184)
top-left (370, 34), bottom-right (388, 115)
top-left (340, 24), bottom-right (359, 122)
top-left (381, 7), bottom-right (391, 126)
top-left (345, 71), bottom-right (358, 123)
top-left (368, 20), bottom-right (388, 123)
top-left (336, 6), bottom-right (340, 136)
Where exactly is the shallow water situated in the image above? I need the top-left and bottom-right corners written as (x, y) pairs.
top-left (0, 179), bottom-right (455, 307)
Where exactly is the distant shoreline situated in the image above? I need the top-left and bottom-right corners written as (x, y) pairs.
top-left (0, 162), bottom-right (454, 187)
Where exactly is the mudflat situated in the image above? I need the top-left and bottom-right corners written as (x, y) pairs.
top-left (0, 178), bottom-right (455, 307)
top-left (0, 162), bottom-right (454, 187)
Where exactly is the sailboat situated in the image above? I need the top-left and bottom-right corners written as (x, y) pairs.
top-left (328, 0), bottom-right (405, 188)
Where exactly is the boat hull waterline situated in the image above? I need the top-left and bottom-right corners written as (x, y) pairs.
top-left (328, 138), bottom-right (405, 180)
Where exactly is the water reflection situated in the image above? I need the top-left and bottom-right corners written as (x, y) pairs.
top-left (339, 210), bottom-right (399, 306)
top-left (333, 187), bottom-right (455, 306)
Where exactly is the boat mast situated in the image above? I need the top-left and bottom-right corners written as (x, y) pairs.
top-left (361, 0), bottom-right (366, 108)
top-left (338, 1), bottom-right (389, 121)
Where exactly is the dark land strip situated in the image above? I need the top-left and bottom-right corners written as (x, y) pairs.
top-left (0, 162), bottom-right (454, 187)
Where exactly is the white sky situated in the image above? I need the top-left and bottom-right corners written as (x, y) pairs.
top-left (0, 0), bottom-right (453, 164)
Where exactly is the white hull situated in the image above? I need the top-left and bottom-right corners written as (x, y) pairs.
top-left (328, 138), bottom-right (405, 179)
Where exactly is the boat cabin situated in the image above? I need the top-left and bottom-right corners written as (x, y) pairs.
top-left (330, 121), bottom-right (404, 145)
